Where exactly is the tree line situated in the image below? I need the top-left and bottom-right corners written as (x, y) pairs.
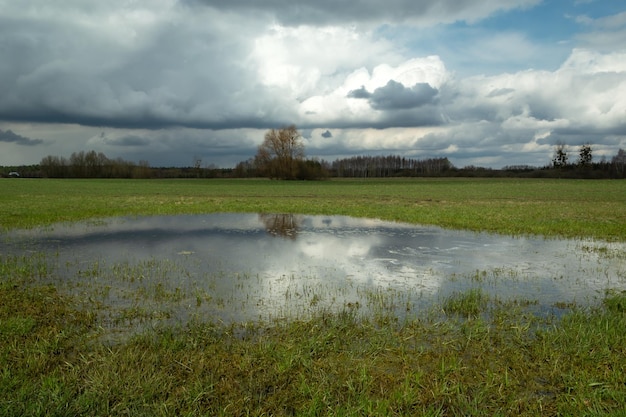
top-left (2, 126), bottom-right (625, 179)
top-left (38, 151), bottom-right (152, 179)
top-left (234, 125), bottom-right (452, 179)
top-left (330, 155), bottom-right (453, 177)
top-left (546, 142), bottom-right (626, 179)
top-left (236, 126), bottom-right (626, 179)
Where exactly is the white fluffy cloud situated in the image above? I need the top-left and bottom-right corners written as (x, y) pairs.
top-left (302, 47), bottom-right (625, 166)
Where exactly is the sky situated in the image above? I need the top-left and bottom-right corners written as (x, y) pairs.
top-left (1, 0), bottom-right (625, 169)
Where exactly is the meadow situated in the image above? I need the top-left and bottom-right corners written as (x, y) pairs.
top-left (1, 178), bottom-right (626, 416)
top-left (2, 177), bottom-right (626, 239)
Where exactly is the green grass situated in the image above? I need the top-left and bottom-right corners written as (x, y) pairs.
top-left (1, 281), bottom-right (625, 416)
top-left (1, 177), bottom-right (625, 240)
top-left (442, 288), bottom-right (489, 318)
top-left (1, 177), bottom-right (626, 415)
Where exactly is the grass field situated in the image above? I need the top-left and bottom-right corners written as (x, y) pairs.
top-left (2, 177), bottom-right (626, 240)
top-left (1, 178), bottom-right (626, 416)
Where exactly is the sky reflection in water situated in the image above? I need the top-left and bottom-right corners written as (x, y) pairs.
top-left (3, 213), bottom-right (626, 328)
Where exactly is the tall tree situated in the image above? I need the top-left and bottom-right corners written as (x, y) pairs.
top-left (40, 155), bottom-right (68, 178)
top-left (255, 125), bottom-right (305, 180)
top-left (612, 148), bottom-right (626, 178)
top-left (552, 143), bottom-right (569, 168)
top-left (578, 143), bottom-right (593, 167)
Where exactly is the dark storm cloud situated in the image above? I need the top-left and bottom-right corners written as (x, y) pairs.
top-left (1, 110), bottom-right (283, 131)
top-left (0, 4), bottom-right (286, 131)
top-left (347, 86), bottom-right (372, 99)
top-left (539, 126), bottom-right (626, 147)
top-left (103, 135), bottom-right (151, 147)
top-left (187, 0), bottom-right (540, 26)
top-left (378, 107), bottom-right (445, 127)
top-left (0, 129), bottom-right (44, 146)
top-left (345, 81), bottom-right (440, 126)
top-left (369, 81), bottom-right (438, 110)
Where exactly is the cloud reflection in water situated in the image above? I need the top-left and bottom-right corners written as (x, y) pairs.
top-left (3, 213), bottom-right (625, 328)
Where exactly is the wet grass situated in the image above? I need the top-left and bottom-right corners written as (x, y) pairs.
top-left (2, 177), bottom-right (626, 415)
top-left (1, 177), bottom-right (625, 240)
top-left (2, 275), bottom-right (626, 416)
top-left (441, 288), bottom-right (489, 318)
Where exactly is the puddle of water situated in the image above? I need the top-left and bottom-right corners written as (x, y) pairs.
top-left (2, 213), bottom-right (625, 335)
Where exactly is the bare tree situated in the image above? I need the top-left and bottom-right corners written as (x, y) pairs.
top-left (255, 125), bottom-right (305, 179)
top-left (552, 143), bottom-right (569, 168)
top-left (578, 143), bottom-right (593, 167)
top-left (612, 148), bottom-right (626, 178)
top-left (193, 156), bottom-right (203, 178)
top-left (40, 155), bottom-right (68, 178)
top-left (133, 160), bottom-right (152, 179)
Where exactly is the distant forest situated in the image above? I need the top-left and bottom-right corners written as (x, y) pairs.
top-left (2, 147), bottom-right (626, 179)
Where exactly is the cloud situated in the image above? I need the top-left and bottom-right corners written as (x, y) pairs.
top-left (575, 10), bottom-right (626, 50)
top-left (102, 134), bottom-right (151, 147)
top-left (0, 129), bottom-right (44, 146)
top-left (187, 0), bottom-right (542, 27)
top-left (306, 46), bottom-right (626, 166)
top-left (348, 81), bottom-right (439, 111)
top-left (0, 1), bottom-right (624, 169)
top-left (0, 1), bottom-right (283, 130)
top-left (0, 1), bottom-right (563, 131)
top-left (368, 81), bottom-right (438, 110)
top-left (299, 56), bottom-right (448, 128)
top-left (444, 48), bottom-right (626, 127)
top-left (486, 88), bottom-right (515, 98)
top-left (347, 87), bottom-right (372, 99)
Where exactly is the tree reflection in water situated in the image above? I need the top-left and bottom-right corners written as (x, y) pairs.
top-left (258, 213), bottom-right (302, 239)
top-left (3, 213), bottom-right (625, 328)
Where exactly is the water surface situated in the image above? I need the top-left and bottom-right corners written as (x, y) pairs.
top-left (3, 213), bottom-right (625, 331)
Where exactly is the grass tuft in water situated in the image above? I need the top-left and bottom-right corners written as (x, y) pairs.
top-left (603, 289), bottom-right (626, 313)
top-left (442, 288), bottom-right (489, 318)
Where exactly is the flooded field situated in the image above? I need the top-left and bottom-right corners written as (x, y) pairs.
top-left (3, 213), bottom-right (625, 335)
